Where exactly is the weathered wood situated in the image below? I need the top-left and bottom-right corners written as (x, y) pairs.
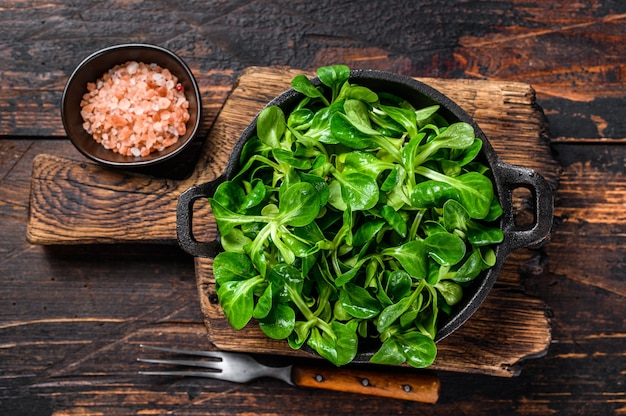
top-left (545, 159), bottom-right (626, 298)
top-left (289, 364), bottom-right (440, 403)
top-left (26, 67), bottom-right (558, 377)
top-left (3, 1), bottom-right (625, 413)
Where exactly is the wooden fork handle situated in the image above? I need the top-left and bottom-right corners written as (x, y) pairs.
top-left (291, 364), bottom-right (440, 403)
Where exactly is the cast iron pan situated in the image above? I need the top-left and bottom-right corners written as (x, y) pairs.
top-left (176, 70), bottom-right (554, 360)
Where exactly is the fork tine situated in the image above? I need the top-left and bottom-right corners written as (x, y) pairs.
top-left (137, 344), bottom-right (294, 385)
top-left (139, 344), bottom-right (223, 359)
top-left (137, 357), bottom-right (222, 370)
top-left (137, 348), bottom-right (225, 380)
top-left (138, 370), bottom-right (224, 379)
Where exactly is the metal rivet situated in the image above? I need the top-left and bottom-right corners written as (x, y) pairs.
top-left (315, 374), bottom-right (324, 382)
top-left (361, 378), bottom-right (370, 386)
top-left (403, 384), bottom-right (412, 392)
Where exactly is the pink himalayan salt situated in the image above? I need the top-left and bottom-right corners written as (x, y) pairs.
top-left (79, 61), bottom-right (190, 157)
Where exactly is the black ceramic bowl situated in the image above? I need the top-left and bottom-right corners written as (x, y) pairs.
top-left (176, 70), bottom-right (553, 359)
top-left (61, 43), bottom-right (202, 169)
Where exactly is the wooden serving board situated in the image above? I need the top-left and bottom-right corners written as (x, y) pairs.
top-left (27, 66), bottom-right (560, 377)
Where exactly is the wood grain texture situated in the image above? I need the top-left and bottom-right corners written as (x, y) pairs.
top-left (26, 67), bottom-right (557, 378)
top-left (2, 1), bottom-right (625, 414)
top-left (3, 2), bottom-right (624, 141)
top-left (290, 364), bottom-right (440, 403)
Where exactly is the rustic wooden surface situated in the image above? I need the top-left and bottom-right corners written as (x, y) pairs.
top-left (26, 65), bottom-right (557, 378)
top-left (1, 1), bottom-right (625, 415)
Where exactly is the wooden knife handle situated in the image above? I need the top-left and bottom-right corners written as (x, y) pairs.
top-left (291, 364), bottom-right (440, 403)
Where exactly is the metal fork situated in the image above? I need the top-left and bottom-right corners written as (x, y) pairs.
top-left (137, 344), bottom-right (440, 403)
top-left (137, 344), bottom-right (293, 385)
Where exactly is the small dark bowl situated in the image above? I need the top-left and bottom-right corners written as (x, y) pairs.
top-left (61, 43), bottom-right (202, 169)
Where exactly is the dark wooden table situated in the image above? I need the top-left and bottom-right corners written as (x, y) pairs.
top-left (2, 1), bottom-right (625, 415)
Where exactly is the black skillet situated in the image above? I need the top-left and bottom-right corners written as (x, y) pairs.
top-left (176, 70), bottom-right (554, 360)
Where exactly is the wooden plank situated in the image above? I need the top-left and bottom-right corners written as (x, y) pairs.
top-left (0, 1), bottom-right (623, 413)
top-left (546, 164), bottom-right (626, 297)
top-left (25, 66), bottom-right (558, 377)
top-left (3, 137), bottom-right (624, 414)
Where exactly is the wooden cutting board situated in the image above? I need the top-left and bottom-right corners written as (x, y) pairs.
top-left (27, 66), bottom-right (560, 377)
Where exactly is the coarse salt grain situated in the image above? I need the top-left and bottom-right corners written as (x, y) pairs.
top-left (80, 60), bottom-right (190, 157)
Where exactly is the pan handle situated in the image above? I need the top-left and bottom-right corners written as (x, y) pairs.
top-left (494, 161), bottom-right (554, 254)
top-left (176, 176), bottom-right (225, 258)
